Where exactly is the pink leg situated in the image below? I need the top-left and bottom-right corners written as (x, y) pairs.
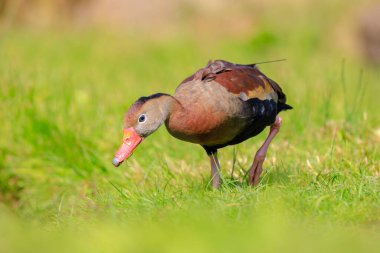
top-left (209, 151), bottom-right (221, 189)
top-left (248, 116), bottom-right (282, 186)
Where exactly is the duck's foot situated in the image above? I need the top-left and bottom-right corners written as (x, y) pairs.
top-left (248, 151), bottom-right (265, 186)
top-left (248, 116), bottom-right (282, 186)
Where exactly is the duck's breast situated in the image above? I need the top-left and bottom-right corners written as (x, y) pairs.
top-left (165, 80), bottom-right (248, 146)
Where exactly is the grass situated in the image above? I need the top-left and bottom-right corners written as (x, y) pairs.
top-left (0, 3), bottom-right (380, 252)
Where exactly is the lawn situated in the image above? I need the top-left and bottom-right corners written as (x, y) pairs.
top-left (0, 2), bottom-right (379, 252)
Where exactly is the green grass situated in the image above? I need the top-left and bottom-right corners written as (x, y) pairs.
top-left (1, 5), bottom-right (380, 252)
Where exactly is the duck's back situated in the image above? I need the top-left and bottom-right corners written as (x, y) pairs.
top-left (167, 60), bottom-right (292, 150)
top-left (177, 60), bottom-right (289, 105)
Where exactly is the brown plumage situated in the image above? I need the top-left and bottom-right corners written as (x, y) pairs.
top-left (113, 60), bottom-right (292, 188)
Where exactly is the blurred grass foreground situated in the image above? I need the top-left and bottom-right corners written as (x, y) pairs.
top-left (0, 0), bottom-right (379, 253)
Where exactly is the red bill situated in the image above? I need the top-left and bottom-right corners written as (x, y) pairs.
top-left (112, 127), bottom-right (143, 167)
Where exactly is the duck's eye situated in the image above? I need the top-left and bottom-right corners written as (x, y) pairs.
top-left (138, 114), bottom-right (147, 123)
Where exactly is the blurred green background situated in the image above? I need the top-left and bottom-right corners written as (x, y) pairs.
top-left (0, 0), bottom-right (379, 252)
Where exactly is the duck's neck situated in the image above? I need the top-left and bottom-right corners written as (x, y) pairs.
top-left (154, 94), bottom-right (188, 138)
top-left (156, 94), bottom-right (182, 121)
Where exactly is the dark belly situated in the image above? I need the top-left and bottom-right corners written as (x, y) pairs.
top-left (202, 98), bottom-right (278, 152)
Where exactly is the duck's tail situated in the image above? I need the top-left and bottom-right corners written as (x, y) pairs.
top-left (278, 103), bottom-right (293, 112)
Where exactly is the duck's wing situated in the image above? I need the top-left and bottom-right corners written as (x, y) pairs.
top-left (179, 60), bottom-right (291, 110)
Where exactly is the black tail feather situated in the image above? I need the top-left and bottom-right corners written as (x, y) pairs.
top-left (278, 103), bottom-right (293, 112)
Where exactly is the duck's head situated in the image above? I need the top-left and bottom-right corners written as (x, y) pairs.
top-left (112, 93), bottom-right (173, 167)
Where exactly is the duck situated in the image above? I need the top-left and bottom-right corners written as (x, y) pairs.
top-left (112, 60), bottom-right (292, 188)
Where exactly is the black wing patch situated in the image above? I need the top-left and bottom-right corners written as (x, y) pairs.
top-left (203, 98), bottom-right (278, 152)
top-left (249, 98), bottom-right (278, 124)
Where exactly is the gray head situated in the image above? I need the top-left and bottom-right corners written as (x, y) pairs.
top-left (112, 93), bottom-right (173, 166)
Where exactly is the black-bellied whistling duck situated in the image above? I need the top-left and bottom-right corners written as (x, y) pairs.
top-left (112, 60), bottom-right (292, 188)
